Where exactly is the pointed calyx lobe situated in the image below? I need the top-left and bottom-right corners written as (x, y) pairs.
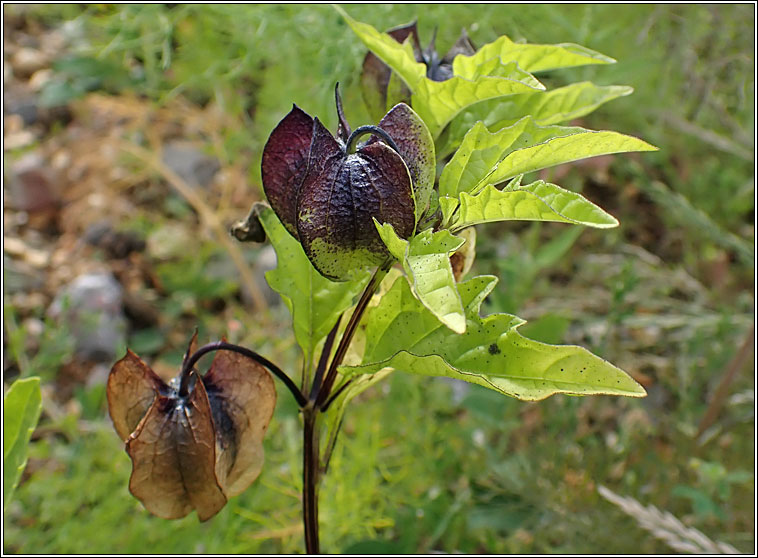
top-left (261, 105), bottom-right (314, 238)
top-left (107, 337), bottom-right (276, 521)
top-left (369, 103), bottom-right (435, 222)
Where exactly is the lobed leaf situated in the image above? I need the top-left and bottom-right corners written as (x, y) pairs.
top-left (439, 117), bottom-right (584, 198)
top-left (412, 74), bottom-right (544, 139)
top-left (481, 127), bottom-right (657, 191)
top-left (3, 377), bottom-right (42, 509)
top-left (436, 82), bottom-right (634, 158)
top-left (341, 275), bottom-right (646, 401)
top-left (259, 206), bottom-right (369, 362)
top-left (453, 35), bottom-right (615, 78)
top-left (440, 117), bottom-right (657, 198)
top-left (376, 223), bottom-right (467, 333)
top-left (451, 181), bottom-right (619, 231)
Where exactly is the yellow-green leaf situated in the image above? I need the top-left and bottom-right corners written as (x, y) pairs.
top-left (337, 6), bottom-right (426, 91)
top-left (436, 82), bottom-right (634, 158)
top-left (452, 181), bottom-right (619, 231)
top-left (453, 35), bottom-right (615, 77)
top-left (412, 75), bottom-right (543, 139)
top-left (376, 222), bottom-right (467, 333)
top-left (259, 207), bottom-right (369, 361)
top-left (341, 276), bottom-right (646, 401)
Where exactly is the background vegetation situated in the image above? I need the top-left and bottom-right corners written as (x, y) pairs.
top-left (3, 4), bottom-right (754, 553)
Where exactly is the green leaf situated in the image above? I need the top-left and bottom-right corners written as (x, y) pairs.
top-left (451, 181), bottom-right (619, 231)
top-left (436, 83), bottom-right (634, 158)
top-left (412, 75), bottom-right (543, 139)
top-left (341, 275), bottom-right (646, 401)
top-left (483, 129), bottom-right (657, 191)
top-left (376, 223), bottom-right (467, 333)
top-left (440, 117), bottom-right (580, 198)
top-left (337, 6), bottom-right (426, 91)
top-left (4, 377), bottom-right (42, 509)
top-left (439, 117), bottom-right (657, 198)
top-left (455, 58), bottom-right (544, 88)
top-left (259, 207), bottom-right (369, 361)
top-left (453, 35), bottom-right (615, 77)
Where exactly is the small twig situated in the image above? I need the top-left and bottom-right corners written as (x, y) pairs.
top-left (120, 141), bottom-right (269, 312)
top-left (309, 315), bottom-right (343, 402)
top-left (696, 323), bottom-right (754, 439)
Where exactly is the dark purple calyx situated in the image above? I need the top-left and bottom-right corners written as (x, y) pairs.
top-left (296, 118), bottom-right (416, 281)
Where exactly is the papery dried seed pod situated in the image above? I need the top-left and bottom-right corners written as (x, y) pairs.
top-left (107, 335), bottom-right (276, 521)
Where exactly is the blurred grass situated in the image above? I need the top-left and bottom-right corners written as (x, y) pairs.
top-left (3, 3), bottom-right (754, 554)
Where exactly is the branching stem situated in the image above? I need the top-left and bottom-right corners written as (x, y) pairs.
top-left (314, 261), bottom-right (391, 408)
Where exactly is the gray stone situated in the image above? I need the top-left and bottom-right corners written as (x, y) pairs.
top-left (49, 272), bottom-right (127, 362)
top-left (161, 141), bottom-right (220, 188)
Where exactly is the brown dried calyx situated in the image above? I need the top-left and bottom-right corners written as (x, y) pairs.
top-left (107, 333), bottom-right (276, 521)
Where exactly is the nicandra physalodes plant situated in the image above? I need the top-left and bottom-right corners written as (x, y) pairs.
top-left (261, 86), bottom-right (435, 281)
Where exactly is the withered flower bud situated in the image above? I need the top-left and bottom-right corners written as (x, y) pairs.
top-left (262, 86), bottom-right (434, 281)
top-left (107, 333), bottom-right (276, 521)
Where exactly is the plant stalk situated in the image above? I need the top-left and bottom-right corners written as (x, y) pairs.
top-left (301, 260), bottom-right (392, 554)
top-left (302, 406), bottom-right (320, 554)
